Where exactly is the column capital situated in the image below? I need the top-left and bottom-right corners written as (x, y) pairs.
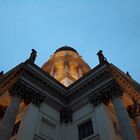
top-left (127, 100), bottom-right (140, 119)
top-left (10, 82), bottom-right (44, 106)
top-left (89, 81), bottom-right (123, 106)
top-left (9, 82), bottom-right (25, 98)
top-left (60, 109), bottom-right (73, 123)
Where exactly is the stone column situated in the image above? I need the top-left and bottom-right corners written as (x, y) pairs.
top-left (89, 82), bottom-right (138, 140)
top-left (112, 96), bottom-right (137, 140)
top-left (78, 67), bottom-right (83, 78)
top-left (94, 103), bottom-right (116, 140)
top-left (91, 111), bottom-right (98, 136)
top-left (127, 100), bottom-right (140, 137)
top-left (0, 93), bottom-right (21, 140)
top-left (50, 66), bottom-right (55, 77)
top-left (89, 95), bottom-right (116, 140)
top-left (134, 116), bottom-right (140, 139)
top-left (17, 103), bottom-right (39, 140)
top-left (16, 91), bottom-right (44, 140)
top-left (134, 116), bottom-right (140, 133)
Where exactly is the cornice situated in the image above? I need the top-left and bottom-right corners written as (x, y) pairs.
top-left (0, 63), bottom-right (25, 96)
top-left (9, 81), bottom-right (45, 106)
top-left (109, 64), bottom-right (140, 103)
top-left (89, 81), bottom-right (123, 106)
top-left (1, 61), bottom-right (140, 111)
top-left (67, 64), bottom-right (109, 94)
top-left (25, 62), bottom-right (67, 93)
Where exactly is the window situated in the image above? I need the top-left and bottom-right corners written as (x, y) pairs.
top-left (78, 120), bottom-right (94, 140)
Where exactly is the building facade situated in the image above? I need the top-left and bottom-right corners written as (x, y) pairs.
top-left (0, 46), bottom-right (140, 140)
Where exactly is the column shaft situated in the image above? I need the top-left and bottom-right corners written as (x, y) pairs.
top-left (134, 116), bottom-right (140, 137)
top-left (0, 96), bottom-right (21, 140)
top-left (94, 103), bottom-right (116, 140)
top-left (112, 97), bottom-right (137, 140)
top-left (17, 103), bottom-right (39, 140)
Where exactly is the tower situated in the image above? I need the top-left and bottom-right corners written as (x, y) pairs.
top-left (0, 46), bottom-right (140, 140)
top-left (42, 46), bottom-right (90, 86)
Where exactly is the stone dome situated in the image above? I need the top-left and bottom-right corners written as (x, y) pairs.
top-left (54, 46), bottom-right (79, 54)
top-left (42, 46), bottom-right (91, 86)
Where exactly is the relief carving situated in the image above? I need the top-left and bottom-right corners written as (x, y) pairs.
top-left (127, 98), bottom-right (140, 119)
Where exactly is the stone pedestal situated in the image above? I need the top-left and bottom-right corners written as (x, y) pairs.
top-left (17, 103), bottom-right (39, 140)
top-left (94, 103), bottom-right (116, 140)
top-left (0, 96), bottom-right (21, 140)
top-left (112, 97), bottom-right (137, 140)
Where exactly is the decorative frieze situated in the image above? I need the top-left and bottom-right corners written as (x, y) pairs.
top-left (60, 109), bottom-right (73, 123)
top-left (89, 81), bottom-right (123, 106)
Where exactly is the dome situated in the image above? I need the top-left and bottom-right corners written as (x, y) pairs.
top-left (42, 46), bottom-right (91, 87)
top-left (54, 46), bottom-right (79, 54)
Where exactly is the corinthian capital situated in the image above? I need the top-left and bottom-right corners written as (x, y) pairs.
top-left (127, 100), bottom-right (140, 119)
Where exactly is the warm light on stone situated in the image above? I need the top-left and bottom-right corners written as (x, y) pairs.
top-left (42, 46), bottom-right (91, 87)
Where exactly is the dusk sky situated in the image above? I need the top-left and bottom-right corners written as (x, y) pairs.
top-left (0, 0), bottom-right (140, 82)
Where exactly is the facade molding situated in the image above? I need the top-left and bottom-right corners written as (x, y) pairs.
top-left (89, 81), bottom-right (123, 106)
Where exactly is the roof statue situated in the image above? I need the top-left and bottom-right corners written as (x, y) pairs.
top-left (97, 50), bottom-right (108, 64)
top-left (126, 71), bottom-right (132, 78)
top-left (26, 49), bottom-right (37, 63)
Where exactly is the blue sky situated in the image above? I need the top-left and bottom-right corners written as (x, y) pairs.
top-left (0, 0), bottom-right (140, 82)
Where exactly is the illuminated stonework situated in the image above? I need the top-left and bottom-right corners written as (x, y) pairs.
top-left (0, 47), bottom-right (140, 140)
top-left (42, 46), bottom-right (91, 87)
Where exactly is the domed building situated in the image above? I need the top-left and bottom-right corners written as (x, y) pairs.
top-left (42, 46), bottom-right (91, 86)
top-left (0, 46), bottom-right (140, 140)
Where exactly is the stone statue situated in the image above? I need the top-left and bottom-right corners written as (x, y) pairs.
top-left (28, 49), bottom-right (37, 63)
top-left (97, 50), bottom-right (108, 64)
top-left (126, 72), bottom-right (132, 78)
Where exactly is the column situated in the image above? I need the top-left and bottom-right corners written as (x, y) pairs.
top-left (91, 110), bottom-right (98, 136)
top-left (134, 116), bottom-right (140, 139)
top-left (78, 67), bottom-right (83, 78)
top-left (94, 103), bottom-right (116, 140)
top-left (0, 95), bottom-right (21, 140)
top-left (50, 66), bottom-right (55, 77)
top-left (16, 103), bottom-right (39, 140)
top-left (134, 116), bottom-right (140, 134)
top-left (127, 100), bottom-right (140, 137)
top-left (112, 96), bottom-right (137, 140)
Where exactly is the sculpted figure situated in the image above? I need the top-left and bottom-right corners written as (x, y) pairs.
top-left (97, 50), bottom-right (108, 64)
top-left (126, 72), bottom-right (132, 78)
top-left (28, 49), bottom-right (37, 63)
